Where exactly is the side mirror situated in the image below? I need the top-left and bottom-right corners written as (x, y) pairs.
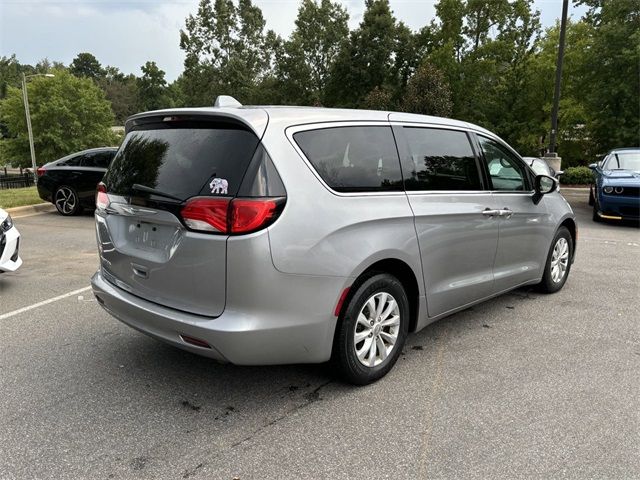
top-left (555, 170), bottom-right (564, 178)
top-left (533, 174), bottom-right (557, 205)
top-left (588, 163), bottom-right (597, 170)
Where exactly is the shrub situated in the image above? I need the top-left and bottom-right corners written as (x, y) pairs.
top-left (560, 166), bottom-right (593, 185)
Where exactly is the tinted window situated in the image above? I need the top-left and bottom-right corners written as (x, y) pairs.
top-left (293, 126), bottom-right (402, 192)
top-left (82, 151), bottom-right (114, 168)
top-left (103, 121), bottom-right (259, 200)
top-left (478, 136), bottom-right (528, 191)
top-left (57, 155), bottom-right (81, 167)
top-left (402, 128), bottom-right (481, 191)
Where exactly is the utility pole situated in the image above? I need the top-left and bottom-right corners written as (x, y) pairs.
top-left (548, 0), bottom-right (569, 158)
top-left (21, 73), bottom-right (54, 183)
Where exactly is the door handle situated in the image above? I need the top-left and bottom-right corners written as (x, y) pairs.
top-left (482, 208), bottom-right (500, 217)
top-left (499, 208), bottom-right (513, 218)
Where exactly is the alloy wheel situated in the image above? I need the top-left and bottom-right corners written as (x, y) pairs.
top-left (550, 237), bottom-right (569, 283)
top-left (55, 187), bottom-right (77, 215)
top-left (353, 292), bottom-right (400, 367)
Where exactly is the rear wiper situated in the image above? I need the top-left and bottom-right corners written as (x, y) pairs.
top-left (131, 184), bottom-right (183, 202)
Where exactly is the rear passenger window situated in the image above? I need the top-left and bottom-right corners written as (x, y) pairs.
top-left (82, 152), bottom-right (113, 168)
top-left (402, 128), bottom-right (481, 191)
top-left (293, 126), bottom-right (403, 192)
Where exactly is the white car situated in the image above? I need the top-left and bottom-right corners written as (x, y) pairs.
top-left (0, 208), bottom-right (22, 273)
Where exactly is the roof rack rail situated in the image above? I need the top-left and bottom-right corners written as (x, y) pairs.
top-left (214, 95), bottom-right (242, 108)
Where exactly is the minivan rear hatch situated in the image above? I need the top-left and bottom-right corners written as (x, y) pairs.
top-left (96, 114), bottom-right (262, 317)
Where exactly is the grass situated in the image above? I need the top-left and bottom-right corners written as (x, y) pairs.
top-left (0, 187), bottom-right (43, 209)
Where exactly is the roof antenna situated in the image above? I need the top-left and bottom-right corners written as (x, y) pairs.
top-left (214, 95), bottom-right (242, 108)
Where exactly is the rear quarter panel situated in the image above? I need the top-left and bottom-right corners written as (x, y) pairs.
top-left (262, 121), bottom-right (424, 292)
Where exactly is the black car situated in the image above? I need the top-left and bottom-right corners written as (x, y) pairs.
top-left (37, 147), bottom-right (117, 216)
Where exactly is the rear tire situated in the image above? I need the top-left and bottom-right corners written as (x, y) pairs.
top-left (54, 186), bottom-right (82, 216)
top-left (538, 226), bottom-right (573, 293)
top-left (332, 273), bottom-right (409, 385)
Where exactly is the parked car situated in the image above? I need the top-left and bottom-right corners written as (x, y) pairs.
top-left (588, 147), bottom-right (640, 222)
top-left (524, 157), bottom-right (563, 179)
top-left (91, 99), bottom-right (577, 385)
top-left (0, 208), bottom-right (22, 273)
top-left (37, 147), bottom-right (118, 216)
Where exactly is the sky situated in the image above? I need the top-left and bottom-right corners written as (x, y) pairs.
top-left (1, 0), bottom-right (587, 82)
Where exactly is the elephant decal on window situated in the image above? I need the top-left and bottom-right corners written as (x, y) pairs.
top-left (209, 178), bottom-right (229, 195)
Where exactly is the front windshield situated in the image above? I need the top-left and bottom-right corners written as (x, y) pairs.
top-left (603, 151), bottom-right (640, 171)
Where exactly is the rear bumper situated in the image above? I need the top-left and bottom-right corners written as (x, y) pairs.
top-left (91, 268), bottom-right (346, 365)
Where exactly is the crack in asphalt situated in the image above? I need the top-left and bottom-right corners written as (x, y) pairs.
top-left (230, 381), bottom-right (332, 449)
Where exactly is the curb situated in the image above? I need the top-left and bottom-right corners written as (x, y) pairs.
top-left (5, 203), bottom-right (55, 216)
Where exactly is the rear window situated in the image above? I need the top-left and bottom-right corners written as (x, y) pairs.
top-left (293, 126), bottom-right (403, 192)
top-left (402, 127), bottom-right (481, 191)
top-left (104, 121), bottom-right (260, 200)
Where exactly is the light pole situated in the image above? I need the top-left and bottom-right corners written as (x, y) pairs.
top-left (548, 0), bottom-right (569, 156)
top-left (21, 73), bottom-right (54, 182)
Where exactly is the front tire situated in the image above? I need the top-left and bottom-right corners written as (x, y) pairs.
top-left (332, 273), bottom-right (409, 385)
top-left (592, 202), bottom-right (601, 222)
top-left (54, 186), bottom-right (82, 216)
top-left (538, 226), bottom-right (573, 293)
top-left (588, 186), bottom-right (595, 206)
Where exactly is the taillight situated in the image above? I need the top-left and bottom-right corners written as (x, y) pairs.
top-left (180, 197), bottom-right (284, 234)
top-left (36, 167), bottom-right (46, 177)
top-left (181, 198), bottom-right (230, 233)
top-left (230, 199), bottom-right (278, 233)
top-left (96, 182), bottom-right (109, 210)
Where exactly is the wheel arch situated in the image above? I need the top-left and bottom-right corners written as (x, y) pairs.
top-left (559, 217), bottom-right (577, 262)
top-left (338, 257), bottom-right (422, 334)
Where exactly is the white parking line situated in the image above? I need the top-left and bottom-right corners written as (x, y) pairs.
top-left (0, 286), bottom-right (92, 321)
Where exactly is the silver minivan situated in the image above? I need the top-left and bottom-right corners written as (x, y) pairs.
top-left (91, 98), bottom-right (576, 384)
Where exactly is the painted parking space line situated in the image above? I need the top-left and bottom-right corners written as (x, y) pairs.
top-left (0, 286), bottom-right (92, 321)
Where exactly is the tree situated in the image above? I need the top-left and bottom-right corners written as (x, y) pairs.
top-left (137, 61), bottom-right (168, 111)
top-left (275, 0), bottom-right (349, 104)
top-left (0, 70), bottom-right (116, 167)
top-left (576, 0), bottom-right (640, 154)
top-left (401, 63), bottom-right (452, 117)
top-left (325, 0), bottom-right (399, 107)
top-left (179, 0), bottom-right (278, 105)
top-left (69, 52), bottom-right (104, 80)
top-left (97, 66), bottom-right (138, 124)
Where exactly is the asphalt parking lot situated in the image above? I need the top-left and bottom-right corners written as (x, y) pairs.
top-left (1, 190), bottom-right (638, 479)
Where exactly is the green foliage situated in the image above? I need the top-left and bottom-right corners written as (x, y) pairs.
top-left (98, 67), bottom-right (139, 124)
top-left (0, 187), bottom-right (41, 209)
top-left (2, 0), bottom-right (637, 168)
top-left (179, 0), bottom-right (278, 105)
top-left (0, 70), bottom-right (117, 167)
top-left (137, 61), bottom-right (168, 111)
top-left (69, 52), bottom-right (104, 80)
top-left (401, 63), bottom-right (452, 117)
top-left (576, 0), bottom-right (640, 154)
top-left (324, 0), bottom-right (402, 107)
top-left (275, 0), bottom-right (349, 104)
top-left (560, 166), bottom-right (594, 185)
